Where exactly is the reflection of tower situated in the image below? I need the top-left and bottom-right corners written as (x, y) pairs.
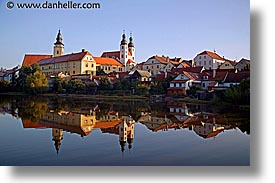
top-left (52, 128), bottom-right (63, 154)
top-left (118, 119), bottom-right (134, 152)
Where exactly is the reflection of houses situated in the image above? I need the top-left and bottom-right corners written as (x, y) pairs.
top-left (40, 110), bottom-right (97, 137)
top-left (21, 109), bottom-right (135, 154)
top-left (184, 112), bottom-right (233, 139)
top-left (100, 114), bottom-right (135, 152)
top-left (138, 112), bottom-right (174, 132)
top-left (167, 103), bottom-right (194, 123)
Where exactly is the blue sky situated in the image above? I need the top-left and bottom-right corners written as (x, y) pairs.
top-left (0, 0), bottom-right (250, 68)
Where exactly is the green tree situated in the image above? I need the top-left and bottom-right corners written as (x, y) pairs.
top-left (86, 83), bottom-right (98, 94)
top-left (150, 81), bottom-right (164, 95)
top-left (25, 70), bottom-right (48, 94)
top-left (224, 78), bottom-right (250, 105)
top-left (98, 77), bottom-right (111, 90)
top-left (69, 79), bottom-right (85, 93)
top-left (0, 80), bottom-right (9, 92)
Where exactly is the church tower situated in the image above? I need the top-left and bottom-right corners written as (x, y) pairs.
top-left (120, 32), bottom-right (128, 65)
top-left (128, 33), bottom-right (135, 62)
top-left (53, 29), bottom-right (64, 57)
top-left (52, 128), bottom-right (63, 154)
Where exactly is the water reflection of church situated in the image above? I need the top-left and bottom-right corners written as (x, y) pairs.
top-left (20, 102), bottom-right (239, 155)
top-left (22, 110), bottom-right (134, 154)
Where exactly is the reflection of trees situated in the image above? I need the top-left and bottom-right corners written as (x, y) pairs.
top-left (0, 96), bottom-right (249, 135)
top-left (17, 100), bottom-right (48, 122)
top-left (0, 96), bottom-right (48, 122)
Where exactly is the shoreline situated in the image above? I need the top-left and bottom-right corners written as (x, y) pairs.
top-left (0, 92), bottom-right (249, 109)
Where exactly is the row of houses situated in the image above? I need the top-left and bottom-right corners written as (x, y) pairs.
top-left (2, 30), bottom-right (250, 95)
top-left (136, 51), bottom-right (250, 76)
top-left (0, 66), bottom-right (20, 84)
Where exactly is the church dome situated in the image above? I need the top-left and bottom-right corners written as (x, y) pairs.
top-left (128, 36), bottom-right (134, 47)
top-left (120, 33), bottom-right (127, 45)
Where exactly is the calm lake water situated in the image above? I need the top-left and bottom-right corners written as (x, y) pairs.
top-left (0, 96), bottom-right (250, 166)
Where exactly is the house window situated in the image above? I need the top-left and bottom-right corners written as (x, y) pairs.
top-left (73, 63), bottom-right (76, 68)
top-left (86, 63), bottom-right (88, 67)
top-left (204, 61), bottom-right (206, 65)
top-left (209, 61), bottom-right (211, 65)
top-left (199, 61), bottom-right (201, 65)
top-left (67, 63), bottom-right (70, 68)
top-left (91, 64), bottom-right (94, 67)
top-left (199, 56), bottom-right (201, 59)
top-left (204, 56), bottom-right (206, 59)
top-left (57, 50), bottom-right (59, 54)
top-left (146, 66), bottom-right (149, 69)
top-left (202, 83), bottom-right (205, 87)
top-left (73, 71), bottom-right (75, 74)
top-left (122, 54), bottom-right (124, 58)
top-left (157, 65), bottom-right (159, 68)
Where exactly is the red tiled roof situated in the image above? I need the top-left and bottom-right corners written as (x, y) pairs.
top-left (224, 71), bottom-right (250, 83)
top-left (127, 59), bottom-right (135, 64)
top-left (171, 66), bottom-right (204, 74)
top-left (22, 54), bottom-right (52, 66)
top-left (154, 71), bottom-right (174, 81)
top-left (169, 61), bottom-right (180, 65)
top-left (179, 62), bottom-right (191, 68)
top-left (205, 129), bottom-right (224, 138)
top-left (197, 51), bottom-right (225, 60)
top-left (137, 62), bottom-right (145, 66)
top-left (201, 70), bottom-right (228, 81)
top-left (171, 80), bottom-right (189, 83)
top-left (94, 57), bottom-right (123, 66)
top-left (101, 51), bottom-right (120, 58)
top-left (209, 81), bottom-right (218, 87)
top-left (148, 55), bottom-right (169, 64)
top-left (224, 59), bottom-right (238, 66)
top-left (182, 71), bottom-right (200, 80)
top-left (108, 71), bottom-right (129, 79)
top-left (22, 119), bottom-right (48, 128)
top-left (94, 119), bottom-right (122, 129)
top-left (38, 51), bottom-right (92, 65)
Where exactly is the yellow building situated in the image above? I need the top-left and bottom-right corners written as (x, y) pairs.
top-left (38, 30), bottom-right (96, 76)
top-left (38, 49), bottom-right (96, 76)
top-left (219, 60), bottom-right (237, 70)
top-left (94, 57), bottom-right (125, 74)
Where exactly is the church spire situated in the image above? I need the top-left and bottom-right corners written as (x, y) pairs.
top-left (53, 29), bottom-right (64, 57)
top-left (55, 29), bottom-right (64, 45)
top-left (128, 32), bottom-right (134, 48)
